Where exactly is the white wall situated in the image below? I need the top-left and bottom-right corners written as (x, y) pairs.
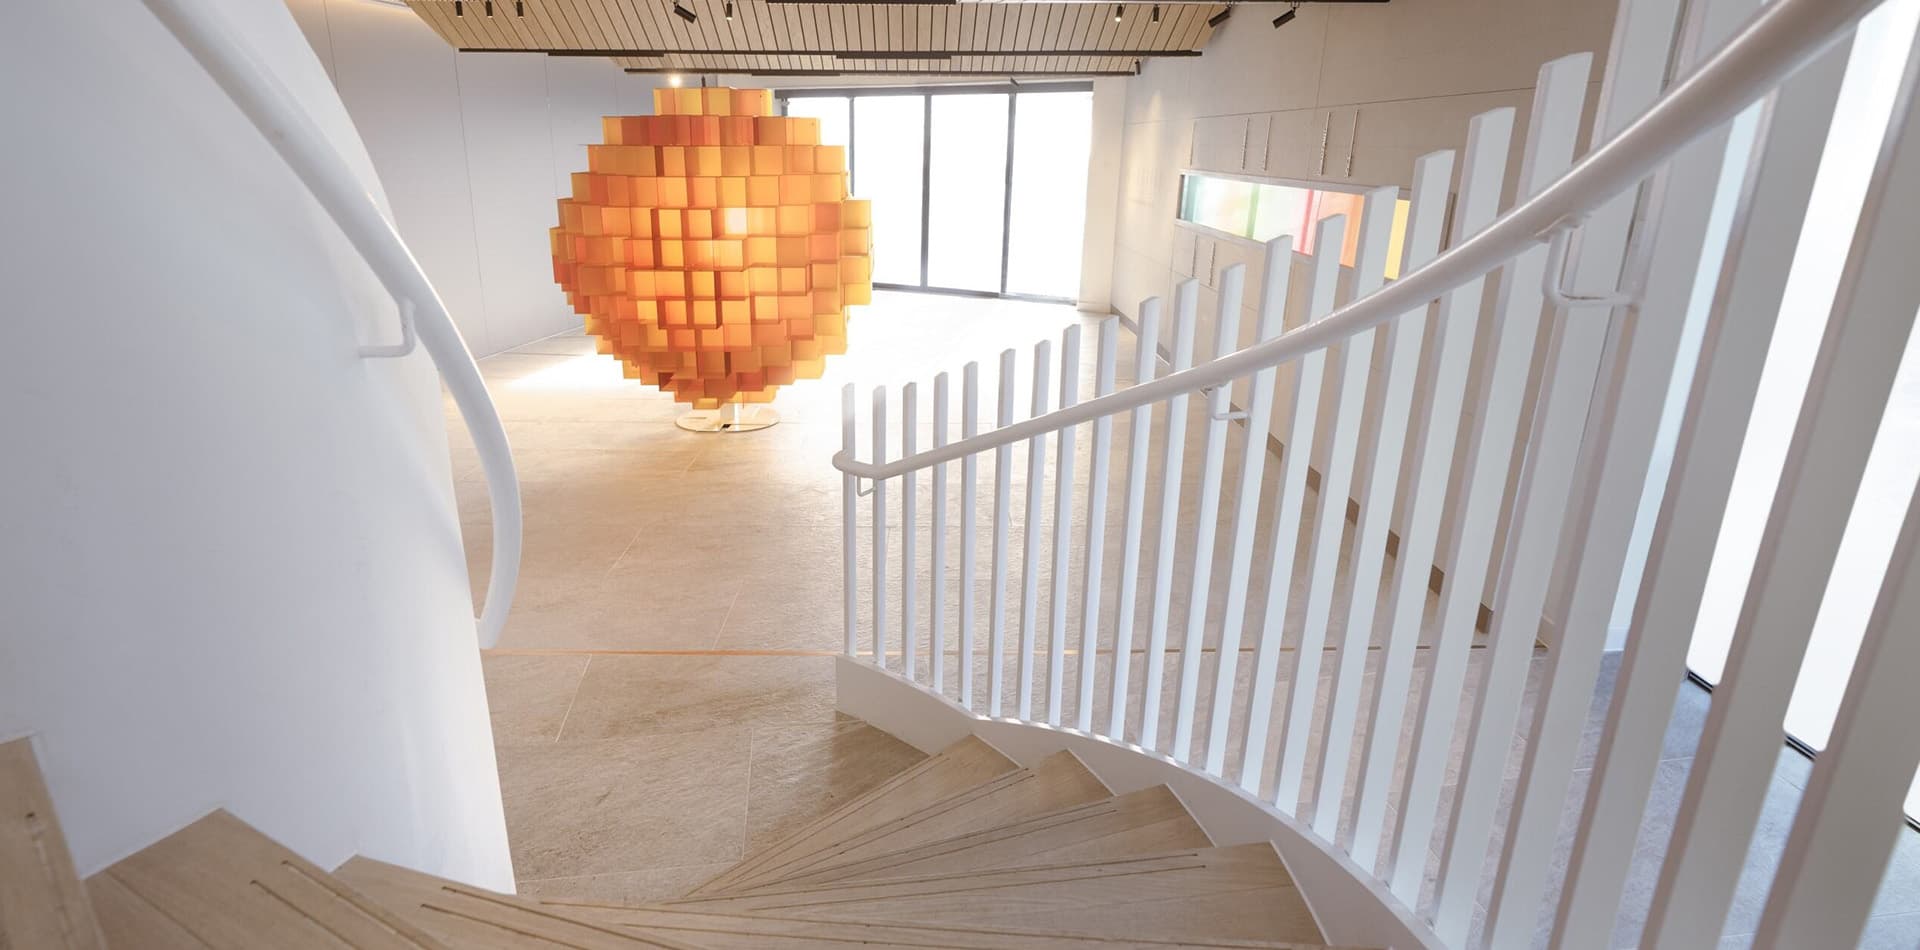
top-left (288, 0), bottom-right (667, 357)
top-left (1078, 77), bottom-right (1127, 313)
top-left (0, 0), bottom-right (512, 888)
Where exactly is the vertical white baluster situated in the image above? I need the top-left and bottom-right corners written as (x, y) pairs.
top-left (1349, 107), bottom-right (1513, 874)
top-left (1108, 299), bottom-right (1162, 738)
top-left (1171, 265), bottom-right (1245, 760)
top-left (1645, 46), bottom-right (1920, 949)
top-left (872, 387), bottom-right (888, 669)
top-left (1276, 185), bottom-right (1399, 815)
top-left (1048, 325), bottom-right (1083, 724)
top-left (931, 372), bottom-right (950, 694)
top-left (1239, 215), bottom-right (1346, 795)
top-left (960, 362), bottom-right (981, 710)
top-left (1311, 159), bottom-right (1453, 839)
top-left (1384, 53), bottom-right (1590, 903)
top-left (1077, 320), bottom-right (1121, 732)
top-left (1018, 339), bottom-right (1054, 721)
top-left (989, 350), bottom-right (1017, 715)
top-left (1756, 478), bottom-right (1920, 950)
top-left (1555, 37), bottom-right (1851, 943)
top-left (900, 382), bottom-right (918, 683)
top-left (1477, 4), bottom-right (1767, 939)
top-left (843, 382), bottom-right (858, 658)
top-left (1139, 281), bottom-right (1199, 751)
top-left (1204, 237), bottom-right (1292, 776)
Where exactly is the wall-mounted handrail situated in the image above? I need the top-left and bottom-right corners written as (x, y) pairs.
top-left (833, 0), bottom-right (1875, 483)
top-left (140, 0), bottom-right (521, 648)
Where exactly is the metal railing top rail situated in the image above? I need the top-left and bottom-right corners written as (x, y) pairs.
top-left (832, 0), bottom-right (1879, 483)
top-left (141, 0), bottom-right (522, 648)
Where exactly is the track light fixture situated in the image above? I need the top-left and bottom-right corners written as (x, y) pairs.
top-left (484, 0), bottom-right (493, 15)
top-left (725, 0), bottom-right (733, 19)
top-left (1112, 4), bottom-right (1122, 21)
top-left (674, 1), bottom-right (697, 22)
top-left (1272, 3), bottom-right (1299, 28)
top-left (453, 0), bottom-right (462, 16)
top-left (1151, 4), bottom-right (1160, 21)
top-left (516, 0), bottom-right (524, 14)
top-left (1206, 6), bottom-right (1230, 27)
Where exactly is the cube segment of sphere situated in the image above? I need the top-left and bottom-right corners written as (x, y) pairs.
top-left (550, 87), bottom-right (873, 409)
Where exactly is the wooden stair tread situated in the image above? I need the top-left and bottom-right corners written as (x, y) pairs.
top-left (666, 844), bottom-right (1323, 945)
top-left (722, 750), bottom-right (1112, 892)
top-left (690, 736), bottom-right (1015, 897)
top-left (754, 784), bottom-right (1213, 891)
top-left (551, 902), bottom-right (1352, 949)
top-left (339, 855), bottom-right (709, 949)
top-left (91, 810), bottom-right (445, 949)
top-left (0, 738), bottom-right (106, 950)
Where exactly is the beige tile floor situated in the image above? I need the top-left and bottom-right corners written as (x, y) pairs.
top-left (452, 291), bottom-right (1919, 947)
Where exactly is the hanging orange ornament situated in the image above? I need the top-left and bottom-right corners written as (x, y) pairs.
top-left (550, 87), bottom-right (873, 410)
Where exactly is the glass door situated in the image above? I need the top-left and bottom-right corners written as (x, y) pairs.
top-left (926, 93), bottom-right (1011, 293)
top-left (851, 95), bottom-right (926, 286)
top-left (1006, 90), bottom-right (1093, 298)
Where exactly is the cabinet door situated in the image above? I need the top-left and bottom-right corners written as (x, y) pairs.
top-left (1171, 227), bottom-right (1199, 280)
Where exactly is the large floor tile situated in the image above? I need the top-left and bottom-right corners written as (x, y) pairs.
top-left (745, 722), bottom-right (927, 852)
top-left (483, 653), bottom-right (589, 743)
top-left (497, 730), bottom-right (750, 880)
top-left (558, 654), bottom-right (838, 740)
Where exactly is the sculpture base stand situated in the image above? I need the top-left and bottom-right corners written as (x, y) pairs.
top-left (675, 403), bottom-right (779, 433)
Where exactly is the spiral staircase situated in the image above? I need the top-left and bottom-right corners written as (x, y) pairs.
top-left (5, 735), bottom-right (1361, 949)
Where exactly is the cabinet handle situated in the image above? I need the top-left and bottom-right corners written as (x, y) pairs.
top-left (1316, 112), bottom-right (1331, 175)
top-left (1344, 111), bottom-right (1359, 177)
top-left (1239, 117), bottom-right (1250, 170)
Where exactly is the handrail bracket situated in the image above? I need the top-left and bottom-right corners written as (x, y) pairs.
top-left (1542, 216), bottom-right (1643, 309)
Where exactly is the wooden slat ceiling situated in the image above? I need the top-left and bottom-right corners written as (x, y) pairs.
top-left (405, 0), bottom-right (1228, 77)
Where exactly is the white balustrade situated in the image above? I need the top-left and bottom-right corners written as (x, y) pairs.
top-left (825, 2), bottom-right (1917, 945)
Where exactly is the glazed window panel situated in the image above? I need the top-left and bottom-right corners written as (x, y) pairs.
top-left (1178, 173), bottom-right (1414, 278)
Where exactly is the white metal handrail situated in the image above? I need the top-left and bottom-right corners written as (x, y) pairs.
top-left (832, 0), bottom-right (1876, 483)
top-left (141, 0), bottom-right (521, 648)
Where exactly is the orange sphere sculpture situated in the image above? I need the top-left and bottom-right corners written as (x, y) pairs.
top-left (550, 87), bottom-right (873, 409)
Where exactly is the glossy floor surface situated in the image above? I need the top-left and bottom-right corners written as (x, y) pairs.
top-left (451, 291), bottom-right (1917, 947)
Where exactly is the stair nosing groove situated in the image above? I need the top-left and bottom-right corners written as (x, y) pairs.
top-left (736, 860), bottom-right (1218, 913)
top-left (277, 860), bottom-right (444, 949)
top-left (678, 849), bottom-right (1240, 904)
top-left (423, 882), bottom-right (703, 949)
top-left (248, 878), bottom-right (362, 950)
top-left (773, 802), bottom-right (1127, 885)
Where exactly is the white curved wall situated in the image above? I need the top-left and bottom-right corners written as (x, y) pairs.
top-left (0, 0), bottom-right (513, 889)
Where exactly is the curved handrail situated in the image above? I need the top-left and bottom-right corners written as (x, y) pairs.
top-left (141, 0), bottom-right (522, 648)
top-left (834, 0), bottom-right (1878, 483)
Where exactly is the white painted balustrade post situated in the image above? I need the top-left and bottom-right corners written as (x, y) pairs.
top-left (1643, 38), bottom-right (1920, 948)
top-left (1139, 282), bottom-right (1199, 752)
top-left (1384, 53), bottom-right (1590, 904)
top-left (872, 387), bottom-right (888, 669)
top-left (1238, 215), bottom-right (1345, 797)
top-left (1310, 156), bottom-right (1453, 840)
top-left (1108, 299), bottom-right (1162, 739)
top-left (1203, 237), bottom-right (1291, 777)
top-left (1348, 107), bottom-right (1513, 875)
top-left (989, 350), bottom-right (1017, 715)
top-left (1171, 265), bottom-right (1244, 762)
top-left (931, 372), bottom-right (950, 694)
top-left (1276, 185), bottom-right (1399, 815)
top-left (1047, 325), bottom-right (1082, 725)
top-left (961, 362), bottom-right (981, 710)
top-left (1076, 321), bottom-right (1120, 733)
top-left (843, 382), bottom-right (858, 658)
top-left (1017, 340), bottom-right (1053, 720)
top-left (900, 382), bottom-right (918, 682)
